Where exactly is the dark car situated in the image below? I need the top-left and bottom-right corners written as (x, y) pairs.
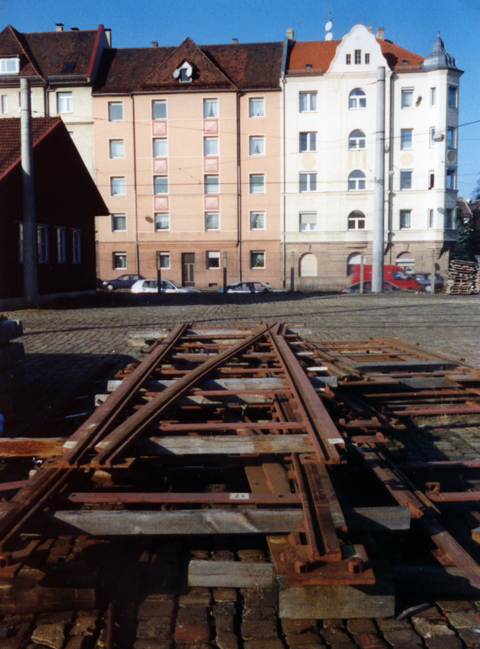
top-left (341, 281), bottom-right (404, 294)
top-left (413, 273), bottom-right (444, 291)
top-left (101, 274), bottom-right (144, 291)
top-left (218, 281), bottom-right (285, 294)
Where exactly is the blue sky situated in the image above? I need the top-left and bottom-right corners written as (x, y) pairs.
top-left (2, 0), bottom-right (479, 197)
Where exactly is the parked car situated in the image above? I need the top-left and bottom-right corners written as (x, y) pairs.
top-left (131, 279), bottom-right (199, 294)
top-left (341, 281), bottom-right (406, 294)
top-left (102, 274), bottom-right (144, 291)
top-left (219, 281), bottom-right (284, 294)
top-left (413, 273), bottom-right (444, 291)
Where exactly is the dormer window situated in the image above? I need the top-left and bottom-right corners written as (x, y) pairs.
top-left (0, 57), bottom-right (19, 74)
top-left (62, 61), bottom-right (76, 73)
top-left (173, 61), bottom-right (193, 83)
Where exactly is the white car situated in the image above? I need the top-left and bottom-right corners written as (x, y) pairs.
top-left (219, 281), bottom-right (285, 294)
top-left (131, 279), bottom-right (199, 294)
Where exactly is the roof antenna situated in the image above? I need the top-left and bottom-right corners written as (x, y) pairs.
top-left (325, 11), bottom-right (333, 41)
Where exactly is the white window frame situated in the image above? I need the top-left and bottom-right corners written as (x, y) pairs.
top-left (346, 54), bottom-right (351, 65)
top-left (299, 172), bottom-right (317, 192)
top-left (72, 230), bottom-right (81, 264)
top-left (0, 57), bottom-right (19, 74)
top-left (249, 174), bottom-right (265, 194)
top-left (299, 132), bottom-right (317, 152)
top-left (204, 137), bottom-right (219, 157)
top-left (349, 89), bottom-right (366, 109)
top-left (205, 212), bottom-right (220, 231)
top-left (108, 101), bottom-right (124, 122)
top-left (158, 252), bottom-right (170, 269)
top-left (348, 170), bottom-right (366, 191)
top-left (249, 97), bottom-right (264, 118)
top-left (299, 92), bottom-right (317, 112)
top-left (153, 138), bottom-right (168, 158)
top-left (206, 251), bottom-right (221, 269)
top-left (250, 251), bottom-right (265, 269)
top-left (348, 211), bottom-right (366, 230)
top-left (112, 214), bottom-right (126, 232)
top-left (56, 228), bottom-right (66, 264)
top-left (400, 170), bottom-right (412, 190)
top-left (205, 175), bottom-right (219, 194)
top-left (154, 213), bottom-right (169, 231)
top-left (400, 129), bottom-right (413, 150)
top-left (249, 136), bottom-right (265, 156)
top-left (37, 225), bottom-right (48, 263)
top-left (348, 130), bottom-right (366, 150)
top-left (399, 210), bottom-right (412, 229)
top-left (299, 212), bottom-right (317, 232)
top-left (401, 88), bottom-right (414, 109)
top-left (250, 211), bottom-right (265, 231)
top-left (154, 176), bottom-right (169, 194)
top-left (354, 49), bottom-right (361, 64)
top-left (430, 87), bottom-right (436, 106)
top-left (1, 95), bottom-right (7, 114)
top-left (152, 100), bottom-right (167, 120)
top-left (110, 177), bottom-right (126, 196)
top-left (57, 91), bottom-right (73, 114)
top-left (113, 253), bottom-right (127, 269)
top-left (203, 98), bottom-right (219, 118)
top-left (109, 139), bottom-right (125, 159)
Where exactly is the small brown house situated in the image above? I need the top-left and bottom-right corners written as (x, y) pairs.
top-left (0, 117), bottom-right (108, 308)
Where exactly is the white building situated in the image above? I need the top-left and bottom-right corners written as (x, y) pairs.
top-left (282, 25), bottom-right (462, 289)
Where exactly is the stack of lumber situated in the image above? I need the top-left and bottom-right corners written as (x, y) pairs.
top-left (474, 266), bottom-right (480, 294)
top-left (445, 260), bottom-right (477, 295)
top-left (0, 316), bottom-right (24, 399)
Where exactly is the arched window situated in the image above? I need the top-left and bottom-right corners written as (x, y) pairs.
top-left (300, 253), bottom-right (318, 277)
top-left (348, 129), bottom-right (366, 150)
top-left (349, 88), bottom-right (366, 109)
top-left (395, 252), bottom-right (415, 274)
top-left (347, 252), bottom-right (362, 276)
top-left (348, 170), bottom-right (366, 191)
top-left (348, 211), bottom-right (366, 230)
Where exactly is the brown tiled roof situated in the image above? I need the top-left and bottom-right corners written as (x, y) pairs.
top-left (93, 40), bottom-right (283, 94)
top-left (287, 38), bottom-right (424, 74)
top-left (0, 117), bottom-right (60, 180)
top-left (0, 25), bottom-right (104, 81)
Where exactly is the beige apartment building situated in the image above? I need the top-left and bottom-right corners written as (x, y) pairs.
top-left (93, 37), bottom-right (284, 288)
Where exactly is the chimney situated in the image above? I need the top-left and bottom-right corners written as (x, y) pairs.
top-left (366, 26), bottom-right (372, 33)
top-left (286, 28), bottom-right (294, 41)
top-left (56, 23), bottom-right (64, 32)
top-left (71, 27), bottom-right (79, 31)
top-left (152, 41), bottom-right (158, 47)
top-left (376, 27), bottom-right (385, 40)
top-left (232, 38), bottom-right (238, 44)
top-left (105, 28), bottom-right (112, 47)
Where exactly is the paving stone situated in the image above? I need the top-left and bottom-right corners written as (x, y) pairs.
top-left (321, 628), bottom-right (352, 645)
top-left (213, 602), bottom-right (236, 633)
top-left (411, 607), bottom-right (444, 620)
top-left (356, 633), bottom-right (388, 649)
top-left (243, 605), bottom-right (276, 620)
top-left (322, 619), bottom-right (345, 629)
top-left (411, 617), bottom-right (456, 638)
top-left (136, 618), bottom-right (172, 639)
top-left (137, 599), bottom-right (175, 619)
top-left (31, 622), bottom-right (66, 649)
top-left (174, 607), bottom-right (210, 643)
top-left (282, 619), bottom-right (318, 634)
top-left (242, 589), bottom-right (277, 609)
top-left (284, 632), bottom-right (325, 646)
top-left (179, 588), bottom-right (211, 607)
top-left (457, 628), bottom-right (480, 646)
top-left (238, 549), bottom-right (267, 562)
top-left (424, 638), bottom-right (463, 649)
top-left (216, 630), bottom-right (239, 649)
top-left (244, 640), bottom-right (285, 649)
top-left (347, 619), bottom-right (377, 635)
top-left (381, 628), bottom-right (422, 646)
top-left (437, 600), bottom-right (476, 613)
top-left (376, 619), bottom-right (410, 631)
top-left (445, 610), bottom-right (480, 628)
top-left (241, 618), bottom-right (278, 640)
top-left (70, 614), bottom-right (97, 636)
top-left (213, 588), bottom-right (237, 602)
top-left (64, 637), bottom-right (90, 649)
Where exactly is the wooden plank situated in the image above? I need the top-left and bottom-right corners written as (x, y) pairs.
top-left (353, 360), bottom-right (457, 372)
top-left (34, 509), bottom-right (304, 536)
top-left (188, 560), bottom-right (275, 588)
top-left (345, 506), bottom-right (411, 532)
top-left (106, 377), bottom-right (288, 392)
top-left (0, 585), bottom-right (96, 613)
top-left (0, 438), bottom-right (64, 457)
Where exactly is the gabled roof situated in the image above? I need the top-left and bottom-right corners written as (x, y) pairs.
top-left (0, 117), bottom-right (59, 181)
top-left (287, 38), bottom-right (424, 74)
top-left (93, 40), bottom-right (283, 94)
top-left (0, 25), bottom-right (106, 81)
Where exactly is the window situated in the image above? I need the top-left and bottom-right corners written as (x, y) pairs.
top-left (348, 170), bottom-right (366, 191)
top-left (429, 127), bottom-right (436, 148)
top-left (204, 98), bottom-right (218, 118)
top-left (445, 208), bottom-right (455, 229)
top-left (348, 211), bottom-right (366, 230)
top-left (448, 86), bottom-right (458, 108)
top-left (299, 92), bottom-right (317, 112)
top-left (428, 209), bottom-right (434, 228)
top-left (152, 100), bottom-right (167, 120)
top-left (400, 170), bottom-right (412, 190)
top-left (205, 175), bottom-right (219, 194)
top-left (37, 226), bottom-right (48, 263)
top-left (447, 127), bottom-right (457, 149)
top-left (1, 95), bottom-right (7, 113)
top-left (109, 139), bottom-right (124, 158)
top-left (158, 252), bottom-right (170, 268)
top-left (72, 230), bottom-right (81, 264)
top-left (113, 253), bottom-right (127, 269)
top-left (249, 98), bottom-right (264, 117)
top-left (110, 177), bottom-right (126, 196)
top-left (401, 89), bottom-right (413, 108)
top-left (299, 212), bottom-right (317, 232)
top-left (446, 168), bottom-right (456, 190)
top-left (250, 211), bottom-right (265, 230)
top-left (56, 228), bottom-right (66, 263)
top-left (299, 132), bottom-right (317, 152)
top-left (57, 91), bottom-right (72, 113)
top-left (108, 101), bottom-right (123, 121)
top-left (204, 137), bottom-right (219, 156)
top-left (346, 54), bottom-right (351, 65)
top-left (401, 129), bottom-right (413, 149)
top-left (299, 172), bottom-right (317, 192)
top-left (207, 251), bottom-right (220, 269)
top-left (249, 174), bottom-right (265, 193)
top-left (153, 139), bottom-right (167, 157)
top-left (429, 172), bottom-right (435, 190)
top-left (112, 214), bottom-right (126, 231)
top-left (348, 130), bottom-right (366, 150)
top-left (250, 251), bottom-right (265, 269)
top-left (430, 87), bottom-right (436, 106)
top-left (354, 50), bottom-right (361, 64)
top-left (0, 57), bottom-right (19, 74)
top-left (154, 176), bottom-right (168, 194)
top-left (365, 53), bottom-right (370, 64)
top-left (400, 210), bottom-right (411, 229)
top-left (155, 213), bottom-right (169, 231)
top-left (349, 89), bottom-right (366, 109)
top-left (249, 136), bottom-right (265, 156)
top-left (205, 212), bottom-right (219, 230)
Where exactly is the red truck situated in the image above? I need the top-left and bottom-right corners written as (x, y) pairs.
top-left (350, 265), bottom-right (421, 290)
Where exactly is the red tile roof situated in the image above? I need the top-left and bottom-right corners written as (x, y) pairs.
top-left (287, 39), bottom-right (424, 74)
top-left (0, 117), bottom-right (60, 180)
